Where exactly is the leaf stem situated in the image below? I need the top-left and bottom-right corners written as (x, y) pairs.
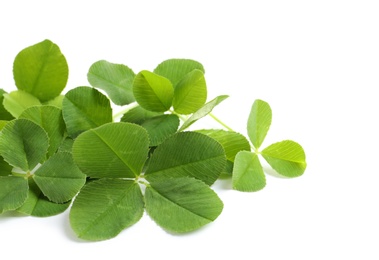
top-left (209, 113), bottom-right (234, 131)
top-left (112, 102), bottom-right (139, 121)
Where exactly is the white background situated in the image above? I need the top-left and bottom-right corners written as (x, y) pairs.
top-left (1, 0), bottom-right (379, 259)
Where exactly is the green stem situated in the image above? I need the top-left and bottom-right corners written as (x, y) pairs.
top-left (209, 113), bottom-right (234, 131)
top-left (112, 102), bottom-right (139, 121)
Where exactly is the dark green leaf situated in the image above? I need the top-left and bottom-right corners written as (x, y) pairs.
top-left (0, 119), bottom-right (49, 171)
top-left (261, 140), bottom-right (307, 177)
top-left (154, 59), bottom-right (205, 87)
top-left (173, 69), bottom-right (207, 115)
top-left (179, 95), bottom-right (228, 131)
top-left (0, 89), bottom-right (14, 120)
top-left (88, 60), bottom-right (136, 105)
top-left (247, 99), bottom-right (272, 149)
top-left (141, 114), bottom-right (180, 146)
top-left (0, 176), bottom-right (28, 214)
top-left (19, 106), bottom-right (66, 157)
top-left (62, 86), bottom-right (112, 138)
top-left (13, 39), bottom-right (68, 102)
top-left (72, 122), bottom-right (149, 178)
top-left (232, 151), bottom-right (266, 192)
top-left (120, 106), bottom-right (162, 125)
top-left (70, 179), bottom-right (144, 241)
top-left (145, 132), bottom-right (226, 185)
top-left (145, 176), bottom-right (223, 233)
top-left (133, 70), bottom-right (173, 112)
top-left (17, 178), bottom-right (70, 217)
top-left (33, 152), bottom-right (86, 203)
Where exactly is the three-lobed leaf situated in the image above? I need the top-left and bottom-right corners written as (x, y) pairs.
top-left (88, 60), bottom-right (136, 105)
top-left (145, 132), bottom-right (226, 186)
top-left (72, 122), bottom-right (149, 178)
top-left (261, 140), bottom-right (307, 177)
top-left (70, 179), bottom-right (144, 241)
top-left (62, 86), bottom-right (112, 138)
top-left (0, 119), bottom-right (49, 172)
top-left (145, 175), bottom-right (223, 233)
top-left (133, 70), bottom-right (174, 112)
top-left (13, 39), bottom-right (68, 102)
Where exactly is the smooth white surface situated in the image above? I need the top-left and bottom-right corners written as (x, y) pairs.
top-left (1, 0), bottom-right (379, 259)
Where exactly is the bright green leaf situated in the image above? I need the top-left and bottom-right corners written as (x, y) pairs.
top-left (33, 152), bottom-right (86, 203)
top-left (248, 99), bottom-right (272, 149)
top-left (145, 132), bottom-right (226, 185)
top-left (17, 178), bottom-right (70, 217)
top-left (0, 176), bottom-right (28, 214)
top-left (179, 95), bottom-right (228, 131)
top-left (2, 90), bottom-right (41, 118)
top-left (120, 106), bottom-right (162, 125)
top-left (133, 70), bottom-right (173, 112)
top-left (72, 122), bottom-right (149, 178)
top-left (70, 179), bottom-right (144, 241)
top-left (13, 39), bottom-right (68, 102)
top-left (173, 69), bottom-right (207, 115)
top-left (141, 114), bottom-right (180, 146)
top-left (232, 151), bottom-right (266, 192)
top-left (62, 86), bottom-right (112, 138)
top-left (19, 106), bottom-right (66, 157)
top-left (0, 120), bottom-right (7, 130)
top-left (145, 176), bottom-right (223, 233)
top-left (0, 119), bottom-right (49, 171)
top-left (196, 129), bottom-right (250, 162)
top-left (261, 140), bottom-right (307, 177)
top-left (154, 59), bottom-right (205, 87)
top-left (88, 60), bottom-right (136, 105)
top-left (0, 89), bottom-right (14, 120)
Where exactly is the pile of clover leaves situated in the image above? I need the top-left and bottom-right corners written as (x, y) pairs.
top-left (0, 40), bottom-right (307, 241)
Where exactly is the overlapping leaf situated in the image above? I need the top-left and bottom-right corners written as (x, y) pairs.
top-left (88, 60), bottom-right (136, 105)
top-left (2, 90), bottom-right (41, 118)
top-left (19, 106), bottom-right (66, 157)
top-left (179, 95), bottom-right (228, 131)
top-left (141, 114), bottom-right (180, 146)
top-left (13, 39), bottom-right (68, 102)
top-left (17, 179), bottom-right (70, 217)
top-left (72, 122), bottom-right (149, 178)
top-left (62, 86), bottom-right (112, 138)
top-left (70, 179), bottom-right (144, 241)
top-left (173, 69), bottom-right (207, 115)
top-left (133, 70), bottom-right (174, 112)
top-left (0, 176), bottom-right (28, 214)
top-left (0, 89), bottom-right (13, 120)
top-left (145, 132), bottom-right (226, 185)
top-left (145, 175), bottom-right (223, 233)
top-left (33, 152), bottom-right (86, 203)
top-left (121, 106), bottom-right (162, 125)
top-left (154, 59), bottom-right (205, 87)
top-left (0, 119), bottom-right (49, 172)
